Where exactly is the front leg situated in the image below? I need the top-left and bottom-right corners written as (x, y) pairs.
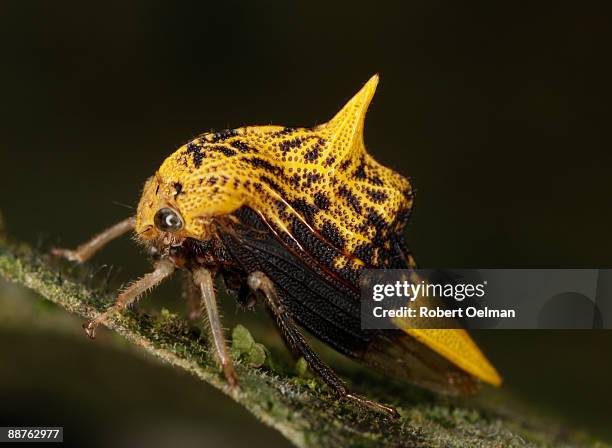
top-left (83, 259), bottom-right (175, 338)
top-left (52, 217), bottom-right (135, 263)
top-left (192, 267), bottom-right (238, 387)
top-left (246, 271), bottom-right (399, 418)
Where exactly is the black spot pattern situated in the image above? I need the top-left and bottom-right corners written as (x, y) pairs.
top-left (366, 188), bottom-right (388, 203)
top-left (321, 221), bottom-right (346, 250)
top-left (314, 192), bottom-right (330, 210)
top-left (230, 140), bottom-right (254, 153)
top-left (184, 142), bottom-right (204, 168)
top-left (209, 129), bottom-right (239, 142)
top-left (289, 198), bottom-right (317, 223)
top-left (172, 182), bottom-right (184, 198)
top-left (337, 186), bottom-right (362, 214)
top-left (353, 243), bottom-right (375, 264)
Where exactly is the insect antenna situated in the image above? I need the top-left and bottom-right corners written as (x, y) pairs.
top-left (111, 200), bottom-right (135, 210)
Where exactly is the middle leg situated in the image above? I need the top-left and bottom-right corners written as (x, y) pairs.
top-left (192, 267), bottom-right (238, 387)
top-left (182, 271), bottom-right (201, 321)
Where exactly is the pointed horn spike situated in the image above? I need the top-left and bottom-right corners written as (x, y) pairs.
top-left (319, 74), bottom-right (379, 158)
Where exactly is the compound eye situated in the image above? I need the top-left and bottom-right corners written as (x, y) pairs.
top-left (154, 208), bottom-right (183, 232)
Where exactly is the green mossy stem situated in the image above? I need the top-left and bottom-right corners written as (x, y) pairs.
top-left (0, 236), bottom-right (607, 448)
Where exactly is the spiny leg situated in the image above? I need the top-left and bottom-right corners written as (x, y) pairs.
top-left (192, 267), bottom-right (238, 387)
top-left (83, 259), bottom-right (175, 338)
top-left (52, 217), bottom-right (135, 263)
top-left (247, 271), bottom-right (399, 418)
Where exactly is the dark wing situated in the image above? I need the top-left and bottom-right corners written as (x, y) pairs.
top-left (221, 206), bottom-right (370, 357)
top-left (220, 206), bottom-right (481, 394)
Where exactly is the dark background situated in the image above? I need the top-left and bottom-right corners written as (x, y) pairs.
top-left (0, 1), bottom-right (611, 446)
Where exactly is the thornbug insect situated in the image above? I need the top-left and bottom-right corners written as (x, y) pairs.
top-left (53, 75), bottom-right (501, 417)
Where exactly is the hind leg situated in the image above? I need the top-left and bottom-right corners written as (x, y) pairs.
top-left (247, 271), bottom-right (398, 418)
